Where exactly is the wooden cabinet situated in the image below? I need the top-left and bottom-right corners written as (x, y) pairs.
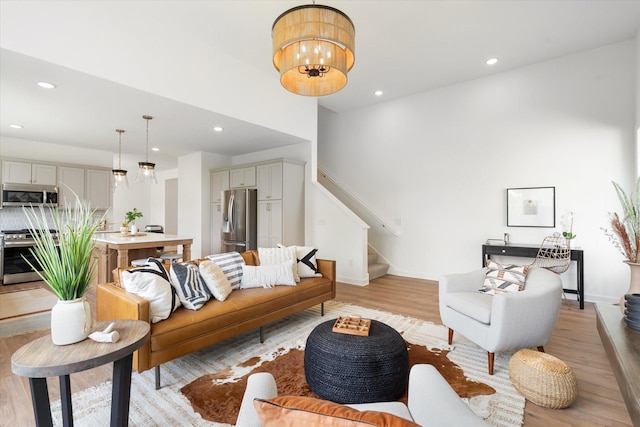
top-left (211, 170), bottom-right (230, 203)
top-left (57, 166), bottom-right (85, 207)
top-left (257, 163), bottom-right (283, 200)
top-left (230, 167), bottom-right (256, 188)
top-left (257, 200), bottom-right (283, 248)
top-left (255, 160), bottom-right (305, 247)
top-left (3, 161), bottom-right (56, 185)
top-left (210, 203), bottom-right (223, 254)
top-left (86, 169), bottom-right (111, 209)
top-left (212, 159), bottom-right (305, 249)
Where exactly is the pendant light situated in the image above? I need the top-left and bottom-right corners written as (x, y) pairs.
top-left (112, 129), bottom-right (129, 191)
top-left (136, 115), bottom-right (157, 184)
top-left (272, 2), bottom-right (355, 96)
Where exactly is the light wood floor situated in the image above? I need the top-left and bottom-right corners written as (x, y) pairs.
top-left (0, 276), bottom-right (633, 426)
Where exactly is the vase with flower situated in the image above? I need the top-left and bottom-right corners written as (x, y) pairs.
top-left (602, 177), bottom-right (640, 313)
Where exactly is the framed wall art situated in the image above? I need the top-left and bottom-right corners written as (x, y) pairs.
top-left (507, 187), bottom-right (555, 227)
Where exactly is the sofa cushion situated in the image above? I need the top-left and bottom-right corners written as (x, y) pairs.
top-left (277, 244), bottom-right (323, 278)
top-left (258, 246), bottom-right (299, 282)
top-left (198, 260), bottom-right (233, 301)
top-left (170, 262), bottom-right (211, 310)
top-left (240, 259), bottom-right (296, 289)
top-left (206, 252), bottom-right (245, 290)
top-left (121, 258), bottom-right (181, 323)
top-left (445, 292), bottom-right (493, 324)
top-left (148, 276), bottom-right (333, 349)
top-left (479, 260), bottom-right (528, 295)
top-left (254, 396), bottom-right (420, 427)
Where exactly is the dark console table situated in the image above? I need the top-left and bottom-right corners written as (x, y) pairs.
top-left (482, 243), bottom-right (584, 309)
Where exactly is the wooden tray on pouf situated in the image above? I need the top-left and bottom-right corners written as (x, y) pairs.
top-left (332, 316), bottom-right (371, 336)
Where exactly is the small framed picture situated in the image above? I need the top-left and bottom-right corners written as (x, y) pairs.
top-left (507, 187), bottom-right (555, 227)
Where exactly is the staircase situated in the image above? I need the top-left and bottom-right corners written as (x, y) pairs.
top-left (368, 250), bottom-right (389, 281)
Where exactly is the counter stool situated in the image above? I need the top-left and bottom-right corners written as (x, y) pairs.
top-left (160, 253), bottom-right (182, 264)
top-left (509, 349), bottom-right (578, 409)
top-left (131, 258), bottom-right (149, 267)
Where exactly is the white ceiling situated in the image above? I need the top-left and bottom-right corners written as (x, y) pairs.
top-left (1, 1), bottom-right (640, 161)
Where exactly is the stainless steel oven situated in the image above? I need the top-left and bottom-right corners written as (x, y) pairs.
top-left (1, 229), bottom-right (58, 285)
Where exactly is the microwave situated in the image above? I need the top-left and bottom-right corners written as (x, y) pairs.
top-left (2, 183), bottom-right (59, 207)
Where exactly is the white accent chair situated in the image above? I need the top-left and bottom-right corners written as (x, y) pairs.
top-left (439, 266), bottom-right (563, 375)
top-left (235, 365), bottom-right (489, 427)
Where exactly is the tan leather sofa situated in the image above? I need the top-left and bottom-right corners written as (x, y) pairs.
top-left (96, 251), bottom-right (336, 389)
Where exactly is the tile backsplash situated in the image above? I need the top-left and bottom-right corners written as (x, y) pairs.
top-left (0, 207), bottom-right (108, 231)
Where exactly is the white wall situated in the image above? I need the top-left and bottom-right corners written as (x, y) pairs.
top-left (177, 152), bottom-right (230, 259)
top-left (319, 40), bottom-right (637, 303)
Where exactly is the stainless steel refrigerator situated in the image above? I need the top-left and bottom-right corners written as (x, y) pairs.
top-left (221, 188), bottom-right (257, 253)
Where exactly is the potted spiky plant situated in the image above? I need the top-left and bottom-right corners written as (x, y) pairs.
top-left (23, 191), bottom-right (105, 345)
top-left (603, 176), bottom-right (640, 312)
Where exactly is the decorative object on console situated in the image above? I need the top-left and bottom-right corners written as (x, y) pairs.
top-left (506, 186), bottom-right (555, 227)
top-left (22, 191), bottom-right (103, 345)
top-left (602, 177), bottom-right (640, 311)
top-left (112, 128), bottom-right (129, 192)
top-left (623, 293), bottom-right (640, 330)
top-left (561, 210), bottom-right (576, 240)
top-left (272, 3), bottom-right (355, 96)
top-left (136, 114), bottom-right (157, 184)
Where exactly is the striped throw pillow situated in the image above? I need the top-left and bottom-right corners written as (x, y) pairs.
top-left (206, 251), bottom-right (246, 290)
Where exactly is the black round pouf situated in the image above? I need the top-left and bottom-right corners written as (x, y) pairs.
top-left (304, 319), bottom-right (409, 404)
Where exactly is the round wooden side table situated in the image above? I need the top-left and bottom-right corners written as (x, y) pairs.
top-left (11, 319), bottom-right (150, 427)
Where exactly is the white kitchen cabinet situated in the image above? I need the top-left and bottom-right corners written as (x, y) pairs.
top-left (230, 167), bottom-right (256, 188)
top-left (57, 166), bottom-right (85, 207)
top-left (211, 170), bottom-right (230, 203)
top-left (2, 161), bottom-right (57, 185)
top-left (257, 200), bottom-right (283, 248)
top-left (210, 203), bottom-right (223, 254)
top-left (257, 163), bottom-right (283, 201)
top-left (85, 168), bottom-right (111, 209)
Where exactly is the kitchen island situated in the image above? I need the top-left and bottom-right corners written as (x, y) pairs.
top-left (93, 233), bottom-right (193, 283)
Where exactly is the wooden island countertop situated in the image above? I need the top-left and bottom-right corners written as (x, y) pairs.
top-left (93, 233), bottom-right (192, 282)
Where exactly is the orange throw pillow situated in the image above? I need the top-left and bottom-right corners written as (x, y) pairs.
top-left (254, 396), bottom-right (420, 427)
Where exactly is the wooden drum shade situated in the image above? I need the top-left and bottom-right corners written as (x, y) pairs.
top-left (272, 4), bottom-right (355, 96)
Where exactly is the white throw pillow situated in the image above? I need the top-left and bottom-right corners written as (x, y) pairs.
top-left (121, 258), bottom-right (181, 323)
top-left (241, 260), bottom-right (296, 288)
top-left (199, 260), bottom-right (233, 301)
top-left (170, 262), bottom-right (211, 310)
top-left (277, 244), bottom-right (323, 278)
top-left (258, 246), bottom-right (299, 282)
top-left (479, 260), bottom-right (528, 295)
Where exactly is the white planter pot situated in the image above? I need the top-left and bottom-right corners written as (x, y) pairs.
top-left (130, 224), bottom-right (139, 234)
top-left (50, 297), bottom-right (93, 345)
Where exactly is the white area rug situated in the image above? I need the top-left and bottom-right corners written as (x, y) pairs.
top-left (51, 301), bottom-right (524, 426)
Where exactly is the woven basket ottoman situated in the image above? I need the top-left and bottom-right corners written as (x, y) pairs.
top-left (509, 349), bottom-right (578, 409)
top-left (304, 319), bottom-right (409, 404)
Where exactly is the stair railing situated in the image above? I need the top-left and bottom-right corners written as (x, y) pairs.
top-left (318, 168), bottom-right (401, 237)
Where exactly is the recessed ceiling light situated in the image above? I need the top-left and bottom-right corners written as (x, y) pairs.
top-left (36, 81), bottom-right (57, 89)
top-left (486, 58), bottom-right (498, 66)
top-left (9, 124), bottom-right (24, 129)
top-left (374, 90), bottom-right (383, 96)
top-left (152, 147), bottom-right (160, 152)
top-left (213, 126), bottom-right (223, 132)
